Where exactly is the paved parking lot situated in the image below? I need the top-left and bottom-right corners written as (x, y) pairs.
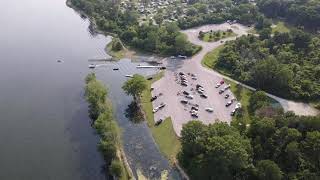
top-left (150, 23), bottom-right (249, 136)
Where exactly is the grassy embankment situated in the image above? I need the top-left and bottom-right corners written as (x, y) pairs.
top-left (106, 38), bottom-right (126, 60)
top-left (140, 71), bottom-right (181, 163)
top-left (200, 30), bottom-right (236, 42)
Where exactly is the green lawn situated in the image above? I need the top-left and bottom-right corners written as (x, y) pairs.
top-left (200, 31), bottom-right (236, 42)
top-left (140, 71), bottom-right (181, 163)
top-left (249, 21), bottom-right (290, 35)
top-left (106, 40), bottom-right (126, 60)
top-left (201, 44), bottom-right (224, 69)
top-left (272, 21), bottom-right (290, 33)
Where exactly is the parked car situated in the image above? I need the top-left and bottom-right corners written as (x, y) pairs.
top-left (178, 55), bottom-right (187, 59)
top-left (224, 84), bottom-right (231, 90)
top-left (155, 118), bottom-right (163, 126)
top-left (183, 91), bottom-right (190, 95)
top-left (200, 94), bottom-right (208, 98)
top-left (220, 80), bottom-right (224, 85)
top-left (180, 100), bottom-right (188, 104)
top-left (225, 94), bottom-right (230, 99)
top-left (185, 95), bottom-right (194, 99)
top-left (196, 84), bottom-right (203, 89)
top-left (205, 108), bottom-right (214, 112)
top-left (191, 113), bottom-right (198, 118)
top-left (153, 107), bottom-right (159, 113)
top-left (219, 89), bottom-right (225, 94)
top-left (235, 103), bottom-right (241, 109)
top-left (230, 109), bottom-right (236, 116)
top-left (181, 82), bottom-right (188, 86)
top-left (179, 72), bottom-right (185, 75)
top-left (159, 102), bottom-right (166, 109)
top-left (197, 89), bottom-right (204, 94)
top-left (192, 77), bottom-right (197, 80)
top-left (215, 83), bottom-right (221, 88)
top-left (151, 96), bottom-right (157, 101)
top-left (226, 100), bottom-right (233, 107)
top-left (191, 106), bottom-right (199, 111)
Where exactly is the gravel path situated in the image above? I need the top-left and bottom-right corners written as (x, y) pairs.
top-left (152, 23), bottom-right (319, 136)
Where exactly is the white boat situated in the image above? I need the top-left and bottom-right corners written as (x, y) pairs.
top-left (88, 64), bottom-right (96, 69)
top-left (136, 65), bottom-right (161, 68)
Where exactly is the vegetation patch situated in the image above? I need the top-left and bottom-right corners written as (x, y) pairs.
top-left (106, 38), bottom-right (126, 60)
top-left (271, 21), bottom-right (290, 34)
top-left (198, 29), bottom-right (236, 42)
top-left (85, 73), bottom-right (131, 180)
top-left (215, 30), bottom-right (320, 101)
top-left (140, 71), bottom-right (181, 163)
top-left (201, 44), bottom-right (224, 70)
top-left (178, 113), bottom-right (320, 180)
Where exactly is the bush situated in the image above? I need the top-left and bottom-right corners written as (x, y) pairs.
top-left (109, 160), bottom-right (123, 178)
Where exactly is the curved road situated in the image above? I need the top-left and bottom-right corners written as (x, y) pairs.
top-left (182, 23), bottom-right (319, 116)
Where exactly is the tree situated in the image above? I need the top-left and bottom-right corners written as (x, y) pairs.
top-left (256, 160), bottom-right (283, 180)
top-left (179, 121), bottom-right (252, 180)
top-left (249, 91), bottom-right (268, 114)
top-left (122, 74), bottom-right (147, 101)
top-left (109, 160), bottom-right (122, 178)
top-left (85, 74), bottom-right (108, 119)
top-left (175, 34), bottom-right (188, 55)
top-left (111, 38), bottom-right (123, 51)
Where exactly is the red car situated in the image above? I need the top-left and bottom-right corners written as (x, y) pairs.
top-left (220, 80), bottom-right (224, 85)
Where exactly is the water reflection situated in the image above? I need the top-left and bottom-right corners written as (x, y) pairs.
top-left (125, 101), bottom-right (145, 124)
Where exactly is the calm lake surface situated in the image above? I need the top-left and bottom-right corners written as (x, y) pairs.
top-left (0, 0), bottom-right (178, 179)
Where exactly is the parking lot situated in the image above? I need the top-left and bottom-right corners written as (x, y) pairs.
top-left (150, 23), bottom-right (248, 136)
top-left (151, 62), bottom-right (240, 136)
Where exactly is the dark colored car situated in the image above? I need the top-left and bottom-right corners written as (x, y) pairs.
top-left (151, 96), bottom-right (157, 102)
top-left (155, 119), bottom-right (163, 126)
top-left (200, 94), bottom-right (208, 98)
top-left (181, 82), bottom-right (188, 86)
top-left (191, 106), bottom-right (199, 111)
top-left (181, 100), bottom-right (188, 104)
top-left (183, 91), bottom-right (190, 95)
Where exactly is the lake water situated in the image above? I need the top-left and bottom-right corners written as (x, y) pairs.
top-left (0, 0), bottom-right (178, 179)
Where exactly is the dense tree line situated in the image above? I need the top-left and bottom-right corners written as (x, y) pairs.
top-left (179, 95), bottom-right (320, 180)
top-left (70, 0), bottom-right (200, 56)
top-left (257, 0), bottom-right (320, 31)
top-left (215, 30), bottom-right (320, 100)
top-left (177, 0), bottom-right (259, 29)
top-left (84, 73), bottom-right (124, 178)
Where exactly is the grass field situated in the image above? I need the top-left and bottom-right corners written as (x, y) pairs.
top-left (201, 44), bottom-right (224, 69)
top-left (106, 39), bottom-right (126, 60)
top-left (272, 21), bottom-right (290, 33)
top-left (140, 71), bottom-right (181, 163)
top-left (200, 31), bottom-right (236, 42)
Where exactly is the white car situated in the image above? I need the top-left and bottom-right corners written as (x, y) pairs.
top-left (185, 95), bottom-right (194, 99)
top-left (215, 83), bottom-right (221, 88)
top-left (205, 108), bottom-right (214, 112)
top-left (152, 107), bottom-right (159, 113)
top-left (235, 103), bottom-right (242, 109)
